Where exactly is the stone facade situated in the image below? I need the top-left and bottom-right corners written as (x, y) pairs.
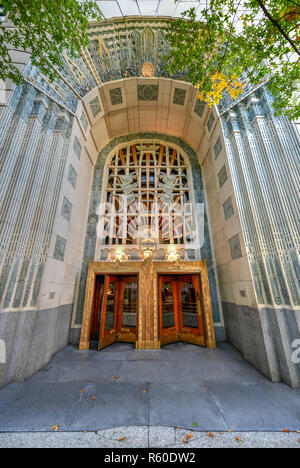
top-left (0, 16), bottom-right (299, 388)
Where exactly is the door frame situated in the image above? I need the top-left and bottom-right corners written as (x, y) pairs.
top-left (79, 258), bottom-right (216, 350)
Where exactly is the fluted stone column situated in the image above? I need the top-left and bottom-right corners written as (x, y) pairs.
top-left (221, 86), bottom-right (300, 387)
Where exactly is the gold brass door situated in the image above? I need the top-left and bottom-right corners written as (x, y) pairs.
top-left (98, 275), bottom-right (138, 350)
top-left (159, 275), bottom-right (205, 346)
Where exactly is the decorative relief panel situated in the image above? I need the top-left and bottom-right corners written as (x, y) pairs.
top-left (89, 96), bottom-right (101, 117)
top-left (213, 136), bottom-right (222, 159)
top-left (173, 88), bottom-right (186, 106)
top-left (109, 87), bottom-right (123, 105)
top-left (207, 111), bottom-right (216, 132)
top-left (80, 111), bottom-right (88, 132)
top-left (67, 164), bottom-right (77, 188)
top-left (61, 197), bottom-right (72, 221)
top-left (223, 196), bottom-right (234, 220)
top-left (138, 85), bottom-right (158, 101)
top-left (218, 164), bottom-right (228, 188)
top-left (53, 235), bottom-right (67, 262)
top-left (73, 136), bottom-right (82, 160)
top-left (194, 100), bottom-right (205, 118)
top-left (229, 234), bottom-right (243, 260)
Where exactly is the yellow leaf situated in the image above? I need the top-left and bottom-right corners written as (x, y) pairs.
top-left (51, 424), bottom-right (59, 432)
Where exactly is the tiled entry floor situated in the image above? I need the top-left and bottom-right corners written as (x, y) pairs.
top-left (0, 342), bottom-right (299, 432)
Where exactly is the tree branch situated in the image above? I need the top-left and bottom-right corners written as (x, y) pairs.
top-left (255, 0), bottom-right (300, 55)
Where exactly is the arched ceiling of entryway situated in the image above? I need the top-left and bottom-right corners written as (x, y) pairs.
top-left (79, 76), bottom-right (213, 166)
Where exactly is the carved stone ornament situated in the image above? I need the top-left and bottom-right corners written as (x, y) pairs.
top-left (141, 62), bottom-right (154, 77)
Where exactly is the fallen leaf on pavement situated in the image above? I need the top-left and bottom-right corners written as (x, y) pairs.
top-left (236, 437), bottom-right (243, 443)
top-left (118, 437), bottom-right (125, 441)
top-left (51, 425), bottom-right (59, 432)
top-left (91, 397), bottom-right (97, 400)
top-left (115, 376), bottom-right (120, 379)
top-left (283, 428), bottom-right (290, 433)
top-left (206, 432), bottom-right (214, 438)
top-left (183, 432), bottom-right (193, 443)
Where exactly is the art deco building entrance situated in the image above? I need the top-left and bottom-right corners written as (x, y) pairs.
top-left (79, 139), bottom-right (216, 352)
top-left (79, 259), bottom-right (216, 351)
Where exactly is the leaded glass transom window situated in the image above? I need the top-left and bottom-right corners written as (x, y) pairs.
top-left (98, 140), bottom-right (200, 255)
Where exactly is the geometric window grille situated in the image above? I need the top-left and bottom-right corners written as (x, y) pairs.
top-left (99, 141), bottom-right (197, 248)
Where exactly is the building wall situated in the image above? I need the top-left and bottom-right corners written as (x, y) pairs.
top-left (0, 17), bottom-right (299, 388)
top-left (201, 87), bottom-right (300, 387)
top-left (0, 50), bottom-right (97, 388)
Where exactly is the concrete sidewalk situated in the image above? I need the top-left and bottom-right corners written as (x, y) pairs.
top-left (0, 342), bottom-right (299, 434)
top-left (0, 427), bottom-right (299, 448)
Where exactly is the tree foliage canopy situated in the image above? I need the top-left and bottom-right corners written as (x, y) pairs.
top-left (0, 0), bottom-right (101, 84)
top-left (166, 0), bottom-right (300, 119)
top-left (0, 1), bottom-right (299, 119)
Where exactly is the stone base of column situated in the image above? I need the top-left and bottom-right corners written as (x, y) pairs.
top-left (79, 341), bottom-right (90, 350)
top-left (136, 340), bottom-right (161, 350)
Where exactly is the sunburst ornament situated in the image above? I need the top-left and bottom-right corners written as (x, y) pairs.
top-left (142, 62), bottom-right (154, 77)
